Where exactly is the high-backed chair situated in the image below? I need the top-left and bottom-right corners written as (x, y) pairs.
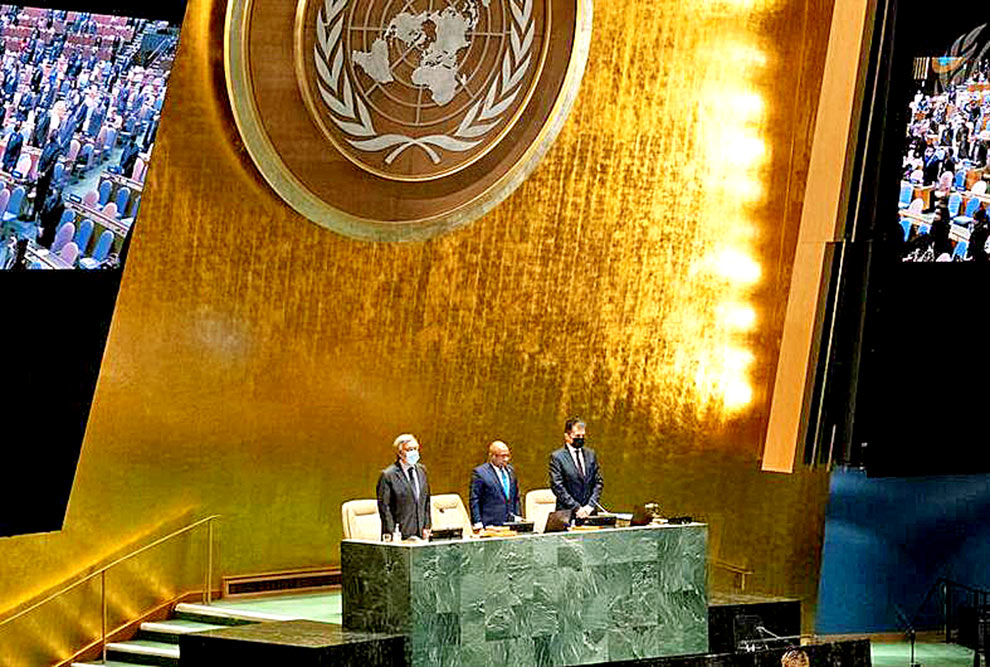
top-left (52, 221), bottom-right (75, 253)
top-left (341, 499), bottom-right (381, 541)
top-left (898, 182), bottom-right (913, 209)
top-left (98, 179), bottom-right (112, 205)
top-left (59, 241), bottom-right (79, 267)
top-left (74, 218), bottom-right (94, 256)
top-left (525, 489), bottom-right (557, 533)
top-left (429, 494), bottom-right (472, 534)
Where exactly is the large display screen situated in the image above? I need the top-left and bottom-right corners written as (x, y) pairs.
top-left (895, 38), bottom-right (990, 262)
top-left (0, 0), bottom-right (186, 538)
top-left (840, 3), bottom-right (990, 476)
top-left (0, 4), bottom-right (180, 271)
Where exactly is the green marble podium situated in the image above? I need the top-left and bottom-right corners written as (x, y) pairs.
top-left (341, 524), bottom-right (708, 666)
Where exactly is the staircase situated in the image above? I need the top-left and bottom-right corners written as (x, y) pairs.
top-left (71, 603), bottom-right (298, 667)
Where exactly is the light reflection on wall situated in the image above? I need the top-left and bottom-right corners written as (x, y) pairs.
top-left (651, 5), bottom-right (771, 419)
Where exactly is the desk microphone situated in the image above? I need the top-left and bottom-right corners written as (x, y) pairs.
top-left (592, 500), bottom-right (611, 514)
top-left (755, 626), bottom-right (781, 640)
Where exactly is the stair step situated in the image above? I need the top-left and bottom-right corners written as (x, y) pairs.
top-left (138, 619), bottom-right (225, 643)
top-left (106, 639), bottom-right (180, 666)
top-left (173, 602), bottom-right (298, 626)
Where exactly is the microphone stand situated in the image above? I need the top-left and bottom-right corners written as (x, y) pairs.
top-left (894, 605), bottom-right (922, 667)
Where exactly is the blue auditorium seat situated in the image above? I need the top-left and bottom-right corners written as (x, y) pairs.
top-left (74, 218), bottom-right (94, 255)
top-left (76, 144), bottom-right (94, 174)
top-left (56, 209), bottom-right (75, 232)
top-left (948, 192), bottom-right (963, 218)
top-left (79, 230), bottom-right (114, 269)
top-left (956, 198), bottom-right (981, 227)
top-left (2, 186), bottom-right (25, 221)
top-left (98, 180), bottom-right (112, 205)
top-left (114, 187), bottom-right (129, 218)
top-left (898, 182), bottom-right (912, 209)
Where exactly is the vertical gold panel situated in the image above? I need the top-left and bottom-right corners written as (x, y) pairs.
top-left (764, 0), bottom-right (873, 472)
top-left (0, 0), bottom-right (837, 660)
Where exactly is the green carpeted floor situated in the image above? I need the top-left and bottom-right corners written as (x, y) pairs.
top-left (871, 641), bottom-right (976, 667)
top-left (210, 591), bottom-right (342, 623)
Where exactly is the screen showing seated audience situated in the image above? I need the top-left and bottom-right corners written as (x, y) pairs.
top-left (0, 4), bottom-right (180, 271)
top-left (895, 42), bottom-right (990, 263)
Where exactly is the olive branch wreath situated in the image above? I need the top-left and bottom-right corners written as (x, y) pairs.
top-left (314, 0), bottom-right (534, 165)
top-left (938, 24), bottom-right (990, 90)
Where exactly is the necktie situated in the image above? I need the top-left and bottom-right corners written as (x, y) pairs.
top-left (407, 467), bottom-right (418, 499)
top-left (500, 467), bottom-right (510, 499)
top-left (577, 450), bottom-right (586, 477)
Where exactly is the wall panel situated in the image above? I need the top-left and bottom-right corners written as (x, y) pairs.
top-left (0, 0), bottom-right (837, 661)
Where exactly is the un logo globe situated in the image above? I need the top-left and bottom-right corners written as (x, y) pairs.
top-left (312, 0), bottom-right (544, 181)
top-left (224, 0), bottom-right (588, 240)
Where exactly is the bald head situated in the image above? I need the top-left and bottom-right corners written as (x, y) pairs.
top-left (488, 440), bottom-right (511, 468)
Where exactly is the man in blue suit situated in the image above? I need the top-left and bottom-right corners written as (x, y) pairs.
top-left (548, 418), bottom-right (604, 518)
top-left (469, 440), bottom-right (522, 530)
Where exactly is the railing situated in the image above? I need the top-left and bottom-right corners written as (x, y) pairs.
top-left (943, 579), bottom-right (990, 647)
top-left (711, 558), bottom-right (755, 591)
top-left (0, 514), bottom-right (219, 664)
top-left (893, 577), bottom-right (990, 647)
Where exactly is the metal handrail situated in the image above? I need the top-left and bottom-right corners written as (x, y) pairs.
top-left (0, 514), bottom-right (219, 642)
top-left (943, 578), bottom-right (990, 596)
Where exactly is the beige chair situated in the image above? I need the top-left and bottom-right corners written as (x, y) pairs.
top-left (341, 499), bottom-right (381, 541)
top-left (429, 494), bottom-right (472, 534)
top-left (525, 489), bottom-right (557, 533)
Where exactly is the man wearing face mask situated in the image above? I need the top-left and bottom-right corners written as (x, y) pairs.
top-left (548, 418), bottom-right (604, 520)
top-left (376, 433), bottom-right (432, 540)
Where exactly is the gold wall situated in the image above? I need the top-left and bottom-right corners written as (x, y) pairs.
top-left (0, 0), bottom-right (837, 661)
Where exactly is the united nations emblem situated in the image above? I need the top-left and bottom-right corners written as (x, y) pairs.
top-left (225, 0), bottom-right (591, 240)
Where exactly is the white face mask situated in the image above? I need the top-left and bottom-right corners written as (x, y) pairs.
top-left (405, 449), bottom-right (420, 466)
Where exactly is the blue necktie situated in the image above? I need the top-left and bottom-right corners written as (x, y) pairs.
top-left (500, 468), bottom-right (510, 499)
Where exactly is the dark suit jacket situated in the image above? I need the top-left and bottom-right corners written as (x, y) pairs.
top-left (3, 131), bottom-right (22, 173)
top-left (376, 461), bottom-right (431, 539)
top-left (469, 462), bottom-right (521, 527)
top-left (548, 446), bottom-right (604, 512)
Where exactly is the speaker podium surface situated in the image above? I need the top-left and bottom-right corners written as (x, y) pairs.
top-left (342, 523), bottom-right (709, 666)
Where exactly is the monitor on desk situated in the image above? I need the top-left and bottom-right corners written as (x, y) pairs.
top-left (543, 509), bottom-right (572, 533)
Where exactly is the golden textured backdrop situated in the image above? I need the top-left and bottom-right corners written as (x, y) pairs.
top-left (0, 0), bottom-right (836, 662)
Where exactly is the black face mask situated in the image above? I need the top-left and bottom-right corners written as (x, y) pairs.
top-left (571, 436), bottom-right (585, 448)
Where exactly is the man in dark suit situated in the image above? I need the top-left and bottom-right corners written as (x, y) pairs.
top-left (31, 108), bottom-right (50, 148)
top-left (36, 186), bottom-right (65, 250)
top-left (548, 418), bottom-right (604, 519)
top-left (2, 123), bottom-right (23, 174)
top-left (376, 433), bottom-right (431, 540)
top-left (469, 440), bottom-right (522, 530)
top-left (119, 136), bottom-right (141, 178)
